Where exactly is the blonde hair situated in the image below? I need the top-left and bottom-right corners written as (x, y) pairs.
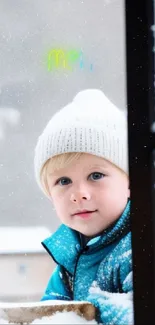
top-left (40, 152), bottom-right (128, 198)
top-left (40, 152), bottom-right (84, 197)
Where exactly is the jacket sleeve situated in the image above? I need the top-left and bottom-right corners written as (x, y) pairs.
top-left (41, 265), bottom-right (73, 301)
top-left (87, 271), bottom-right (134, 325)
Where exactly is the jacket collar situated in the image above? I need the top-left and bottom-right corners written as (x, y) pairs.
top-left (42, 199), bottom-right (130, 274)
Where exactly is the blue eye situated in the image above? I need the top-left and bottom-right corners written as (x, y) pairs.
top-left (56, 177), bottom-right (71, 186)
top-left (55, 172), bottom-right (105, 186)
top-left (89, 172), bottom-right (104, 181)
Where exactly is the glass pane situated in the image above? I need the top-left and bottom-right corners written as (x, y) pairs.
top-left (0, 0), bottom-right (132, 324)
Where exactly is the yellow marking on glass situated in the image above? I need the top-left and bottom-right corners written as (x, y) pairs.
top-left (48, 49), bottom-right (70, 71)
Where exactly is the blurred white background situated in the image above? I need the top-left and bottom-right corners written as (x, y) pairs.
top-left (0, 0), bottom-right (126, 230)
top-left (0, 0), bottom-right (126, 301)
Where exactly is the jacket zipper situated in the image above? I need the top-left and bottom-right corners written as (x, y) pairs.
top-left (72, 246), bottom-right (89, 299)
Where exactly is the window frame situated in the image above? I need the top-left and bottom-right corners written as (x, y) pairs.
top-left (125, 0), bottom-right (155, 323)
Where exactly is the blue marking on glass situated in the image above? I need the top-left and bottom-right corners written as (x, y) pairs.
top-left (90, 63), bottom-right (93, 71)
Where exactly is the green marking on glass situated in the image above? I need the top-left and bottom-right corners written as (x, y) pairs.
top-left (67, 50), bottom-right (81, 63)
top-left (47, 48), bottom-right (93, 71)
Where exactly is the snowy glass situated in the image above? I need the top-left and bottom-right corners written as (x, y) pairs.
top-left (0, 0), bottom-right (127, 311)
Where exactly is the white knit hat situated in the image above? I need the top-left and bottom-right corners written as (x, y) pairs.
top-left (34, 89), bottom-right (128, 192)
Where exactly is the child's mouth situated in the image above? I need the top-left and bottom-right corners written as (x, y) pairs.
top-left (73, 210), bottom-right (97, 218)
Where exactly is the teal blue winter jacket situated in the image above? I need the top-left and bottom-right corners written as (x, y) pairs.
top-left (41, 199), bottom-right (133, 324)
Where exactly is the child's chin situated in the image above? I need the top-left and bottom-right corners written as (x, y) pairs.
top-left (78, 229), bottom-right (101, 237)
top-left (67, 223), bottom-right (102, 237)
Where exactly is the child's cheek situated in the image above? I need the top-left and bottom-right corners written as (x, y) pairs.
top-left (53, 188), bottom-right (67, 203)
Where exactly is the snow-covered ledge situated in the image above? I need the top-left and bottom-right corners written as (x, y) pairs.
top-left (0, 300), bottom-right (97, 324)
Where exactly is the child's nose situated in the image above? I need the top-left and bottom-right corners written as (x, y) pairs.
top-left (70, 191), bottom-right (91, 203)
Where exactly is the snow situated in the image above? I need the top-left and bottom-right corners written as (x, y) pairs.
top-left (0, 300), bottom-right (93, 308)
top-left (0, 311), bottom-right (97, 324)
top-left (89, 284), bottom-right (133, 305)
top-left (0, 301), bottom-right (97, 324)
top-left (0, 227), bottom-right (51, 254)
top-left (31, 311), bottom-right (97, 324)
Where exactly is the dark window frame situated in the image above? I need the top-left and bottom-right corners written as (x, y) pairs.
top-left (125, 0), bottom-right (155, 323)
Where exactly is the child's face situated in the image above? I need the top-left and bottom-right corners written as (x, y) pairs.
top-left (47, 153), bottom-right (130, 237)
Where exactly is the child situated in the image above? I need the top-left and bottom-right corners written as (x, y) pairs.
top-left (34, 89), bottom-right (133, 324)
